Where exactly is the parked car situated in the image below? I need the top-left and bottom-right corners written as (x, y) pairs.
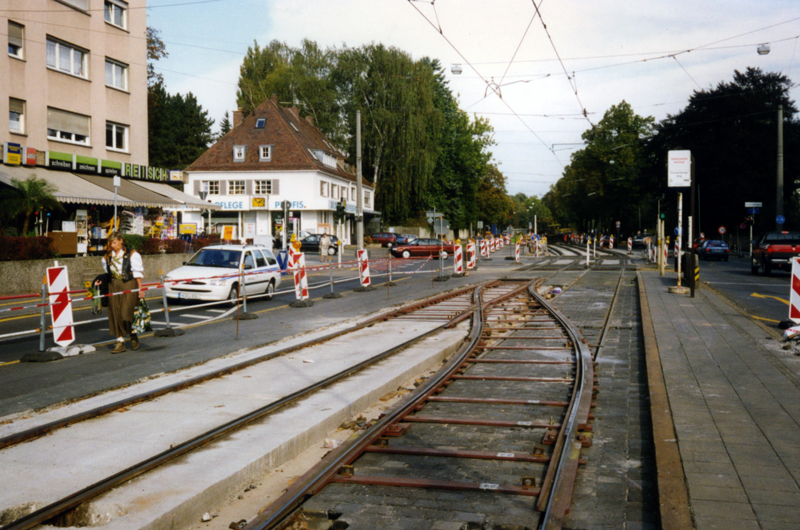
top-left (632, 233), bottom-right (653, 248)
top-left (395, 234), bottom-right (418, 245)
top-left (164, 244), bottom-right (281, 303)
top-left (391, 238), bottom-right (457, 259)
top-left (371, 232), bottom-right (397, 247)
top-left (299, 234), bottom-right (340, 255)
top-left (751, 231), bottom-right (800, 274)
top-left (697, 240), bottom-right (729, 261)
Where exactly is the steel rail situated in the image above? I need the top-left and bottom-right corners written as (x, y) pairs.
top-left (0, 283), bottom-right (500, 530)
top-left (242, 281), bottom-right (539, 530)
top-left (0, 282), bottom-right (486, 452)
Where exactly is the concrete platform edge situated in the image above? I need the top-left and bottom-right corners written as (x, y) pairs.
top-left (636, 271), bottom-right (695, 530)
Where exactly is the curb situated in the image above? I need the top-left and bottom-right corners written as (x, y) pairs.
top-left (636, 271), bottom-right (695, 530)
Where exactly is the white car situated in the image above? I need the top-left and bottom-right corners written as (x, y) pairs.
top-left (164, 244), bottom-right (281, 303)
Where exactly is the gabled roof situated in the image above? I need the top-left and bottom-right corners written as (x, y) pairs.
top-left (186, 95), bottom-right (369, 187)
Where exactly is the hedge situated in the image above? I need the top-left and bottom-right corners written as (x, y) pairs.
top-left (0, 236), bottom-right (55, 261)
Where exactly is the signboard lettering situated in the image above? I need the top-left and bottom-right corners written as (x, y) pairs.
top-left (3, 143), bottom-right (22, 165)
top-left (667, 150), bottom-right (692, 187)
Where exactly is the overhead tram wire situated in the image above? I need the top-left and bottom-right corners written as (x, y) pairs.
top-left (671, 55), bottom-right (703, 90)
top-left (407, 0), bottom-right (563, 167)
top-left (497, 0), bottom-right (545, 87)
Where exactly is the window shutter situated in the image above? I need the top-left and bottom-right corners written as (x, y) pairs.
top-left (246, 180), bottom-right (254, 195)
top-left (47, 108), bottom-right (89, 136)
top-left (193, 180), bottom-right (200, 195)
top-left (8, 22), bottom-right (23, 48)
top-left (9, 99), bottom-right (24, 114)
top-left (272, 179), bottom-right (279, 195)
top-left (219, 180), bottom-right (227, 195)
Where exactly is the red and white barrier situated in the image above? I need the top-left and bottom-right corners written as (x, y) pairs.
top-left (515, 242), bottom-right (521, 263)
top-left (467, 241), bottom-right (476, 270)
top-left (47, 265), bottom-right (75, 347)
top-left (674, 238), bottom-right (680, 258)
top-left (454, 244), bottom-right (464, 275)
top-left (504, 234), bottom-right (510, 245)
top-left (790, 258), bottom-right (800, 324)
top-left (490, 238), bottom-right (496, 253)
top-left (293, 253), bottom-right (309, 301)
top-left (357, 249), bottom-right (372, 288)
top-left (664, 243), bottom-right (668, 264)
top-left (609, 236), bottom-right (614, 249)
top-left (627, 238), bottom-right (632, 251)
top-left (479, 239), bottom-right (487, 258)
top-left (288, 247), bottom-right (300, 270)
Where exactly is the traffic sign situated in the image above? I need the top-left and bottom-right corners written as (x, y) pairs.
top-left (615, 221), bottom-right (621, 228)
top-left (426, 217), bottom-right (433, 224)
top-left (747, 208), bottom-right (760, 214)
top-left (425, 211), bottom-right (444, 218)
top-left (740, 223), bottom-right (747, 229)
top-left (433, 218), bottom-right (450, 235)
top-left (718, 226), bottom-right (726, 235)
top-left (777, 215), bottom-right (786, 225)
top-left (745, 202), bottom-right (762, 208)
top-left (674, 227), bottom-right (682, 236)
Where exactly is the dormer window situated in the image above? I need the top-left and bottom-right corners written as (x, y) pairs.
top-left (312, 149), bottom-right (337, 169)
top-left (255, 118), bottom-right (266, 129)
top-left (233, 145), bottom-right (246, 162)
top-left (259, 145), bottom-right (273, 162)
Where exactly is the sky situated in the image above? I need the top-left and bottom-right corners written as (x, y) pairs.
top-left (147, 0), bottom-right (800, 198)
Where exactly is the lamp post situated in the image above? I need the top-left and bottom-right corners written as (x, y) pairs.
top-left (198, 190), bottom-right (210, 235)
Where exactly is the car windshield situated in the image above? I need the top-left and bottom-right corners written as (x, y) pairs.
top-left (764, 233), bottom-right (800, 245)
top-left (706, 241), bottom-right (726, 247)
top-left (186, 249), bottom-right (242, 268)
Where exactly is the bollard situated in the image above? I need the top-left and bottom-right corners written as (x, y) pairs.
top-left (155, 275), bottom-right (185, 336)
top-left (386, 254), bottom-right (397, 286)
top-left (39, 283), bottom-right (47, 352)
top-left (237, 269), bottom-right (258, 320)
top-left (323, 262), bottom-right (342, 298)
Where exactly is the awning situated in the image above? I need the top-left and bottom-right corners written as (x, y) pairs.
top-left (76, 174), bottom-right (184, 209)
top-left (0, 165), bottom-right (133, 206)
top-left (132, 180), bottom-right (221, 210)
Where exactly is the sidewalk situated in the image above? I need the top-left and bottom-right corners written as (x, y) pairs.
top-left (640, 270), bottom-right (800, 530)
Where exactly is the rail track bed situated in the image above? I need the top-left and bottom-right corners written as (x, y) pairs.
top-left (249, 280), bottom-right (594, 530)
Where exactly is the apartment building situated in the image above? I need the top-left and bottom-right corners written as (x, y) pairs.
top-left (3, 0), bottom-right (148, 165)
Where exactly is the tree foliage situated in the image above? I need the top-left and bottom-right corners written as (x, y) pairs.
top-left (146, 27), bottom-right (168, 87)
top-left (148, 82), bottom-right (214, 169)
top-left (476, 165), bottom-right (514, 228)
top-left (0, 176), bottom-right (63, 236)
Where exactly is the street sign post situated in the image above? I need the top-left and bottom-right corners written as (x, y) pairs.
top-left (668, 150), bottom-right (692, 187)
top-left (744, 202), bottom-right (762, 208)
top-left (777, 215), bottom-right (786, 225)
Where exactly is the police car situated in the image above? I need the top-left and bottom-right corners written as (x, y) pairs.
top-left (164, 244), bottom-right (281, 303)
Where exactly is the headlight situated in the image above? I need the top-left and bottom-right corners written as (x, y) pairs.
top-left (209, 278), bottom-right (228, 286)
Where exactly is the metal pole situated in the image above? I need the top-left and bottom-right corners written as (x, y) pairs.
top-left (356, 110), bottom-right (364, 250)
top-left (160, 275), bottom-right (172, 330)
top-left (39, 283), bottom-right (47, 352)
top-left (690, 154), bottom-right (697, 298)
top-left (241, 268), bottom-right (248, 314)
top-left (777, 104), bottom-right (784, 231)
top-left (329, 263), bottom-right (335, 295)
top-left (677, 192), bottom-right (683, 288)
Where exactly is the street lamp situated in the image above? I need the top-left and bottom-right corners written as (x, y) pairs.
top-left (758, 44), bottom-right (770, 55)
top-left (451, 63), bottom-right (463, 75)
top-left (198, 189), bottom-right (211, 235)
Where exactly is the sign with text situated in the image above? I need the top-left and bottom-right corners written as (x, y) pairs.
top-left (668, 150), bottom-right (692, 187)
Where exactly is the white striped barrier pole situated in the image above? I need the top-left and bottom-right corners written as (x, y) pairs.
top-left (789, 258), bottom-right (800, 324)
top-left (490, 238), bottom-right (495, 253)
top-left (628, 238), bottom-right (632, 252)
top-left (467, 241), bottom-right (476, 270)
top-left (357, 249), bottom-right (372, 288)
top-left (293, 253), bottom-right (309, 301)
top-left (479, 239), bottom-right (487, 258)
top-left (664, 243), bottom-right (668, 264)
top-left (610, 236), bottom-right (614, 249)
top-left (288, 247), bottom-right (299, 270)
top-left (505, 235), bottom-right (510, 245)
top-left (515, 242), bottom-right (520, 263)
top-left (586, 239), bottom-right (590, 266)
top-left (674, 238), bottom-right (680, 259)
top-left (454, 244), bottom-right (464, 275)
top-left (47, 264), bottom-right (75, 347)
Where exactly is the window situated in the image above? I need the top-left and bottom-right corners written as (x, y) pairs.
top-left (8, 21), bottom-right (23, 59)
top-left (47, 107), bottom-right (90, 145)
top-left (332, 185), bottom-right (339, 200)
top-left (59, 0), bottom-right (89, 10)
top-left (105, 59), bottom-right (127, 90)
top-left (255, 118), bottom-right (266, 129)
top-left (204, 181), bottom-right (219, 195)
top-left (233, 145), bottom-right (246, 162)
top-left (254, 251), bottom-right (266, 268)
top-left (259, 145), bottom-right (272, 162)
top-left (255, 180), bottom-right (272, 194)
top-left (365, 191), bottom-right (371, 208)
top-left (341, 187), bottom-right (348, 201)
top-left (9, 99), bottom-right (25, 134)
top-left (104, 0), bottom-right (127, 29)
top-left (351, 188), bottom-right (356, 202)
top-left (320, 181), bottom-right (329, 197)
top-left (46, 37), bottom-right (87, 78)
top-left (106, 122), bottom-right (128, 151)
top-left (229, 180), bottom-right (245, 195)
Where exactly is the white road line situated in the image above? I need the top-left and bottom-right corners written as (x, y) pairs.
top-left (184, 314), bottom-right (213, 320)
top-left (207, 309), bottom-right (226, 313)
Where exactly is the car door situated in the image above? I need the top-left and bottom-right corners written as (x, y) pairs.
top-left (242, 250), bottom-right (267, 294)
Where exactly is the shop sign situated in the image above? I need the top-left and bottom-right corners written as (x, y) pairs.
top-left (123, 163), bottom-right (169, 182)
top-left (251, 197), bottom-right (268, 209)
top-left (23, 147), bottom-right (37, 166)
top-left (101, 159), bottom-right (122, 177)
top-left (46, 150), bottom-right (75, 170)
top-left (179, 223), bottom-right (197, 235)
top-left (213, 199), bottom-right (247, 210)
top-left (3, 143), bottom-right (22, 165)
top-left (75, 155), bottom-right (99, 174)
top-left (222, 226), bottom-right (234, 240)
top-left (273, 200), bottom-right (305, 209)
top-left (169, 170), bottom-right (184, 183)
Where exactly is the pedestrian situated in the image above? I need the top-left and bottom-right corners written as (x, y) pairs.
top-left (320, 233), bottom-right (331, 263)
top-left (95, 232), bottom-right (144, 353)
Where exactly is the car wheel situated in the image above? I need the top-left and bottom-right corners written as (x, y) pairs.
top-left (751, 259), bottom-right (759, 274)
top-left (402, 250), bottom-right (411, 259)
top-left (440, 250), bottom-right (449, 259)
top-left (265, 280), bottom-right (275, 301)
top-left (227, 283), bottom-right (239, 306)
top-left (328, 247), bottom-right (336, 256)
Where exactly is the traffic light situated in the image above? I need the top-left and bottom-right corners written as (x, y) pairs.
top-left (335, 200), bottom-right (345, 222)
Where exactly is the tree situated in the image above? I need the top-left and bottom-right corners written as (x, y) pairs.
top-left (147, 27), bottom-right (168, 87)
top-left (476, 165), bottom-right (513, 229)
top-left (216, 111), bottom-right (232, 139)
top-left (148, 82), bottom-right (214, 169)
top-left (644, 67), bottom-right (799, 235)
top-left (0, 176), bottom-right (63, 236)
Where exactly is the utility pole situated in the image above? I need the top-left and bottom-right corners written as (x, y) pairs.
top-left (777, 104), bottom-right (784, 231)
top-left (356, 110), bottom-right (364, 250)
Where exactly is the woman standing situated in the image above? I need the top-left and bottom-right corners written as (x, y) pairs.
top-left (96, 232), bottom-right (144, 353)
top-left (320, 233), bottom-right (331, 263)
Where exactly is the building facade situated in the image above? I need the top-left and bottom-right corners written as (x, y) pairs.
top-left (3, 0), bottom-right (148, 166)
top-left (183, 95), bottom-right (376, 244)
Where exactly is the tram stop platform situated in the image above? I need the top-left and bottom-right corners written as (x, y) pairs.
top-left (639, 270), bottom-right (800, 530)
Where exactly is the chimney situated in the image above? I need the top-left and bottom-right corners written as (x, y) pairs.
top-left (232, 107), bottom-right (243, 129)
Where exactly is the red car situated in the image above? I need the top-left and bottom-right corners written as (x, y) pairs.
top-left (371, 232), bottom-right (397, 247)
top-left (391, 238), bottom-right (457, 259)
top-left (751, 231), bottom-right (800, 275)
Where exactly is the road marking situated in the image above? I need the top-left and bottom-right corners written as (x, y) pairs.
top-left (184, 314), bottom-right (213, 320)
top-left (752, 315), bottom-right (781, 323)
top-left (207, 309), bottom-right (226, 313)
top-left (751, 292), bottom-right (789, 306)
top-left (0, 360), bottom-right (20, 367)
